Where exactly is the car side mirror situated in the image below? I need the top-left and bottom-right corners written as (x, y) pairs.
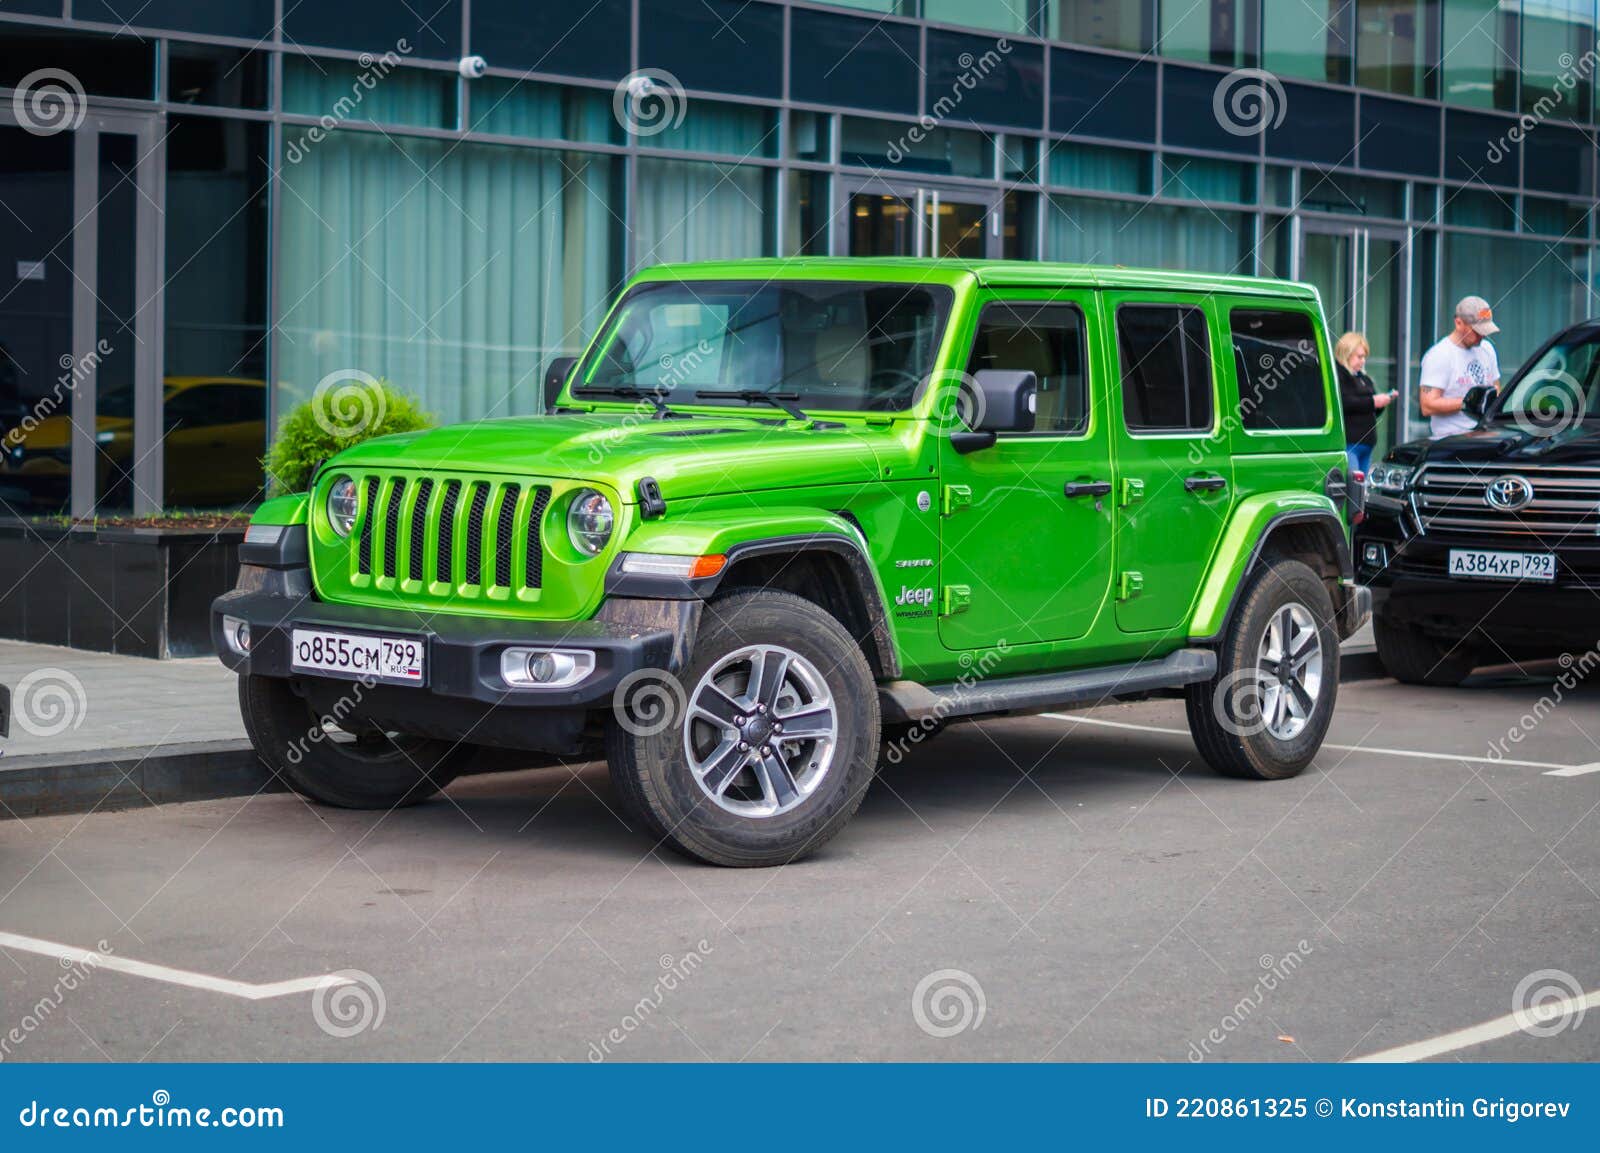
top-left (951, 369), bottom-right (1037, 454)
top-left (1462, 384), bottom-right (1495, 422)
top-left (544, 356), bottom-right (578, 412)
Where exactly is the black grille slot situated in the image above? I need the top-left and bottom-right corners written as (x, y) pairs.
top-left (494, 484), bottom-right (520, 588)
top-left (436, 480), bottom-right (460, 584)
top-left (407, 478), bottom-right (433, 582)
top-left (382, 479), bottom-right (406, 578)
top-left (525, 486), bottom-right (552, 588)
top-left (464, 483), bottom-right (489, 585)
top-left (357, 477), bottom-right (379, 574)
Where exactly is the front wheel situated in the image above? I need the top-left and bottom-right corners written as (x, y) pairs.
top-left (1186, 557), bottom-right (1339, 780)
top-left (606, 589), bottom-right (880, 867)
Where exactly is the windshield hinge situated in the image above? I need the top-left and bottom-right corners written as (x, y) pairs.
top-left (637, 476), bottom-right (667, 520)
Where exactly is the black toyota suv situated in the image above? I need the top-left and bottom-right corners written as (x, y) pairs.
top-left (1355, 318), bottom-right (1600, 685)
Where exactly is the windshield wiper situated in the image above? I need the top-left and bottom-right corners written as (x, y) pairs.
top-left (695, 389), bottom-right (807, 421)
top-left (571, 385), bottom-right (679, 420)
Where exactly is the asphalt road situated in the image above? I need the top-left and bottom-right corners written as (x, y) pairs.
top-left (2, 669), bottom-right (1598, 1063)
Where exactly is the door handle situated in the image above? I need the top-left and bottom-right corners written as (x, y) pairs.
top-left (1184, 474), bottom-right (1228, 493)
top-left (1063, 480), bottom-right (1113, 499)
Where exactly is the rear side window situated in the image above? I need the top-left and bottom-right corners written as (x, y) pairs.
top-left (966, 303), bottom-right (1089, 435)
top-left (1230, 309), bottom-right (1327, 431)
top-left (1116, 305), bottom-right (1212, 433)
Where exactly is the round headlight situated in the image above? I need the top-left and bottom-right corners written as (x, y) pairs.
top-left (567, 488), bottom-right (613, 556)
top-left (327, 475), bottom-right (358, 537)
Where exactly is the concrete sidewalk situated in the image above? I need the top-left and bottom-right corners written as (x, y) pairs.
top-left (0, 626), bottom-right (1386, 820)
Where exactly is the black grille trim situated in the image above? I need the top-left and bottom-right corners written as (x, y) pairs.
top-left (494, 484), bottom-right (521, 588)
top-left (464, 484), bottom-right (489, 586)
top-left (408, 478), bottom-right (433, 583)
top-left (357, 477), bottom-right (378, 575)
top-left (382, 479), bottom-right (406, 578)
top-left (525, 486), bottom-right (552, 588)
top-left (436, 480), bottom-right (460, 584)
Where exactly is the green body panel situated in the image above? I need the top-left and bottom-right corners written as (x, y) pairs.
top-left (251, 258), bottom-right (1347, 688)
top-left (251, 493), bottom-right (308, 526)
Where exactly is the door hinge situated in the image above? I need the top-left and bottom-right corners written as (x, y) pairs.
top-left (1117, 571), bottom-right (1144, 600)
top-left (941, 584), bottom-right (972, 616)
top-left (1120, 477), bottom-right (1145, 507)
top-left (942, 484), bottom-right (972, 515)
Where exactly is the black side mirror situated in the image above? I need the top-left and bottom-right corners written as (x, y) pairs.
top-left (1462, 384), bottom-right (1495, 421)
top-left (544, 356), bottom-right (578, 412)
top-left (951, 369), bottom-right (1037, 454)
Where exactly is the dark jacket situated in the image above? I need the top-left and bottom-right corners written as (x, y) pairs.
top-left (1337, 363), bottom-right (1382, 448)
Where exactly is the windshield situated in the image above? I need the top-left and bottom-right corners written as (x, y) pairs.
top-left (1497, 329), bottom-right (1600, 426)
top-left (575, 280), bottom-right (953, 412)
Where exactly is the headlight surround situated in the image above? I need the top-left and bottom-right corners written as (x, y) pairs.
top-left (567, 488), bottom-right (614, 556)
top-left (327, 475), bottom-right (359, 537)
top-left (1366, 462), bottom-right (1414, 495)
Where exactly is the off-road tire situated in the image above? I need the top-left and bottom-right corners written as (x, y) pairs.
top-left (239, 673), bottom-right (461, 808)
top-left (605, 588), bottom-right (880, 867)
top-left (1186, 557), bottom-right (1339, 780)
top-left (1372, 612), bottom-right (1479, 687)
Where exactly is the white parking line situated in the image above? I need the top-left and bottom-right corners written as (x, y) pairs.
top-left (1038, 714), bottom-right (1578, 772)
top-left (1350, 989), bottom-right (1600, 1062)
top-left (0, 930), bottom-right (353, 1001)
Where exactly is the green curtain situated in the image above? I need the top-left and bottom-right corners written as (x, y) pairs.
top-left (1049, 143), bottom-right (1152, 194)
top-left (282, 57), bottom-right (454, 129)
top-left (276, 132), bottom-right (618, 425)
top-left (1044, 195), bottom-right (1252, 275)
top-left (633, 158), bottom-right (770, 266)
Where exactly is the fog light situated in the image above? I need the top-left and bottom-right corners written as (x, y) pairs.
top-left (223, 615), bottom-right (251, 655)
top-left (500, 647), bottom-right (596, 689)
top-left (1361, 542), bottom-right (1387, 567)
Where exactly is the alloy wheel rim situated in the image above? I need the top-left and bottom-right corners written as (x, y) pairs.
top-left (1254, 602), bottom-right (1322, 741)
top-left (683, 644), bottom-right (838, 818)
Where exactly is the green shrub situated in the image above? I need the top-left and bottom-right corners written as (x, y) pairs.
top-left (263, 377), bottom-right (434, 494)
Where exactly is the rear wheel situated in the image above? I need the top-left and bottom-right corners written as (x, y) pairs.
top-left (1186, 557), bottom-right (1339, 780)
top-left (239, 674), bottom-right (461, 808)
top-left (1372, 612), bottom-right (1479, 686)
top-left (606, 589), bottom-right (879, 867)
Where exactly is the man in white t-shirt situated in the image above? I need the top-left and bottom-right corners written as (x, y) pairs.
top-left (1419, 295), bottom-right (1502, 439)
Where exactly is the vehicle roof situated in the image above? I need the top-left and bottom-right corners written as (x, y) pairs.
top-left (635, 258), bottom-right (1319, 301)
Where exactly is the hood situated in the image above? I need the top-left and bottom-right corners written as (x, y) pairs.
top-left (329, 411), bottom-right (900, 502)
top-left (1389, 419), bottom-right (1600, 468)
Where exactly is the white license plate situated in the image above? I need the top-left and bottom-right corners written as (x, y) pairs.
top-left (1447, 549), bottom-right (1556, 582)
top-left (290, 628), bottom-right (425, 685)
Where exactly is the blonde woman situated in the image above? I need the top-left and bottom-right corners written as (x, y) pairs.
top-left (1335, 332), bottom-right (1397, 476)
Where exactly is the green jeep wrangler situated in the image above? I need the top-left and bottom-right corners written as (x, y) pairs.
top-left (214, 259), bottom-right (1368, 867)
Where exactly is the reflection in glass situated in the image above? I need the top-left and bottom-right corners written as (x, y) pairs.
top-left (1355, 0), bottom-right (1438, 98)
top-left (1522, 0), bottom-right (1591, 119)
top-left (1054, 0), bottom-right (1156, 53)
top-left (1263, 0), bottom-right (1353, 82)
top-left (1440, 0), bottom-right (1517, 110)
top-left (1160, 0), bottom-right (1260, 68)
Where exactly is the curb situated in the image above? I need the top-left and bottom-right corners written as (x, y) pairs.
top-left (0, 739), bottom-right (284, 820)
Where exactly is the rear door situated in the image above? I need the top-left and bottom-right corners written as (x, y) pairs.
top-left (1105, 295), bottom-right (1235, 634)
top-left (937, 291), bottom-right (1114, 649)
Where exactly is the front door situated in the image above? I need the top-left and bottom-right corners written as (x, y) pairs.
top-left (937, 291), bottom-right (1114, 649)
top-left (845, 180), bottom-right (999, 258)
top-left (1104, 294), bottom-right (1235, 635)
top-left (0, 103), bottom-right (163, 516)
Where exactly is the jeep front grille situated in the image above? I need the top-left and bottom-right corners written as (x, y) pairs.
top-left (1415, 463), bottom-right (1600, 539)
top-left (354, 474), bottom-right (552, 591)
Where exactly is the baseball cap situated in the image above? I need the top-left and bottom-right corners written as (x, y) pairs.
top-left (1454, 295), bottom-right (1500, 336)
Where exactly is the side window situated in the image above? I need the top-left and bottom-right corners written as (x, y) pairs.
top-left (965, 303), bottom-right (1089, 435)
top-left (1230, 308), bottom-right (1327, 431)
top-left (1116, 305), bottom-right (1212, 434)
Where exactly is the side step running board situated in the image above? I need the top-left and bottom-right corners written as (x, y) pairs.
top-left (879, 647), bottom-right (1217, 725)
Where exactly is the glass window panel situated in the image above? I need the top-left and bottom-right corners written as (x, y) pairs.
top-left (1162, 64), bottom-right (1259, 155)
top-left (1355, 0), bottom-right (1439, 98)
top-left (1230, 309), bottom-right (1328, 431)
top-left (789, 111), bottom-right (832, 162)
top-left (1524, 124), bottom-right (1593, 197)
top-left (93, 135), bottom-right (137, 514)
top-left (283, 56), bottom-right (457, 131)
top-left (1266, 166), bottom-right (1295, 207)
top-left (1518, 196), bottom-right (1587, 238)
top-left (923, 31), bottom-right (1044, 130)
top-left (1522, 0), bottom-right (1591, 119)
top-left (1161, 155), bottom-right (1256, 204)
top-left (1442, 186), bottom-right (1516, 228)
top-left (1267, 82), bottom-right (1357, 167)
top-left (76, 0), bottom-right (271, 39)
top-left (1003, 191), bottom-right (1037, 259)
top-left (167, 43), bottom-right (269, 110)
top-left (1044, 196), bottom-right (1253, 274)
top-left (1117, 305), bottom-right (1214, 433)
top-left (639, 0), bottom-right (783, 99)
top-left (1440, 0), bottom-right (1518, 110)
top-left (1298, 169), bottom-right (1405, 216)
top-left (785, 171), bottom-right (830, 256)
top-left (278, 135), bottom-right (621, 426)
top-left (1053, 0), bottom-right (1156, 52)
top-left (650, 99), bottom-right (778, 158)
top-left (923, 0), bottom-right (1030, 34)
top-left (1160, 0), bottom-right (1260, 68)
top-left (469, 78), bottom-right (618, 143)
top-left (470, 0), bottom-right (629, 81)
top-left (967, 305), bottom-right (1090, 436)
top-left (1444, 108), bottom-right (1517, 186)
top-left (1052, 48), bottom-right (1158, 142)
top-left (1263, 0), bottom-right (1354, 82)
top-left (0, 28), bottom-right (153, 100)
top-left (790, 8), bottom-right (920, 116)
top-left (840, 116), bottom-right (991, 178)
top-left (283, 1), bottom-right (461, 61)
top-left (1359, 94), bottom-right (1441, 176)
top-left (634, 159), bottom-right (773, 264)
top-left (1001, 135), bottom-right (1039, 181)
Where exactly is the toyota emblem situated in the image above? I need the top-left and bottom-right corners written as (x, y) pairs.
top-left (1484, 474), bottom-right (1534, 512)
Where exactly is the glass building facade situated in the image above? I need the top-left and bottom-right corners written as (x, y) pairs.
top-left (1, 0), bottom-right (1596, 515)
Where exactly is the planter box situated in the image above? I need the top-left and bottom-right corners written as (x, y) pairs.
top-left (0, 521), bottom-right (243, 659)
